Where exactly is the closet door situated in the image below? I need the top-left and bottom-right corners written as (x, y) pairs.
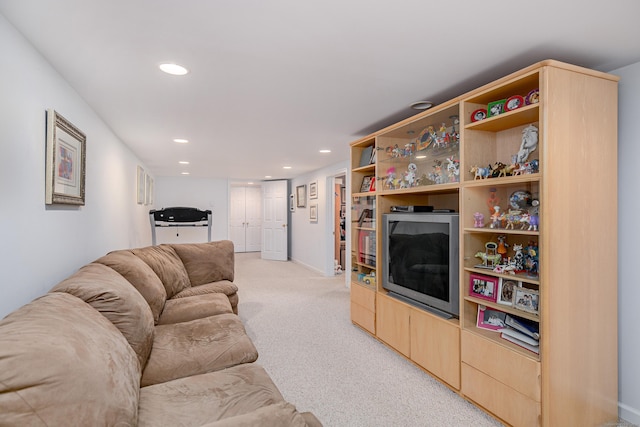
top-left (229, 186), bottom-right (263, 253)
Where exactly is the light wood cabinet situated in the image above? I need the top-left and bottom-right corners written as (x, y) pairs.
top-left (348, 60), bottom-right (619, 426)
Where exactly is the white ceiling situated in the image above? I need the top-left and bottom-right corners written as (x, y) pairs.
top-left (2, 1), bottom-right (640, 181)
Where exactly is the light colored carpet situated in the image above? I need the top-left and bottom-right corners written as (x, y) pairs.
top-left (235, 252), bottom-right (504, 427)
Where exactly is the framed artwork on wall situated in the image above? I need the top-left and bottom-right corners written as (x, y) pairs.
top-left (296, 185), bottom-right (306, 208)
top-left (45, 109), bottom-right (86, 205)
top-left (137, 166), bottom-right (146, 204)
top-left (309, 181), bottom-right (318, 199)
top-left (309, 203), bottom-right (318, 222)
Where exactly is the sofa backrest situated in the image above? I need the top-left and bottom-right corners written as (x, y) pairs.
top-left (50, 262), bottom-right (155, 371)
top-left (95, 249), bottom-right (167, 323)
top-left (170, 240), bottom-right (235, 286)
top-left (130, 244), bottom-right (191, 298)
top-left (0, 292), bottom-right (140, 425)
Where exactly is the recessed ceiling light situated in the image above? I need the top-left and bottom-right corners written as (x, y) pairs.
top-left (159, 63), bottom-right (189, 76)
top-left (173, 138), bottom-right (189, 144)
top-left (319, 149), bottom-right (331, 153)
top-left (265, 175), bottom-right (272, 179)
top-left (181, 172), bottom-right (190, 175)
top-left (283, 166), bottom-right (292, 169)
top-left (410, 101), bottom-right (434, 110)
top-left (179, 161), bottom-right (190, 165)
top-left (248, 182), bottom-right (254, 185)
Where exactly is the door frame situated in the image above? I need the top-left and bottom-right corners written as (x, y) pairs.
top-left (324, 168), bottom-right (348, 284)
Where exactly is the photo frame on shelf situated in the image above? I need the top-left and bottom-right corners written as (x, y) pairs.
top-left (309, 203), bottom-right (318, 222)
top-left (514, 287), bottom-right (539, 315)
top-left (360, 175), bottom-right (374, 193)
top-left (296, 185), bottom-right (306, 208)
top-left (469, 273), bottom-right (499, 302)
top-left (497, 278), bottom-right (517, 306)
top-left (359, 146), bottom-right (373, 167)
top-left (136, 165), bottom-right (146, 205)
top-left (487, 99), bottom-right (506, 117)
top-left (45, 109), bottom-right (86, 205)
top-left (476, 305), bottom-right (507, 331)
top-left (309, 181), bottom-right (318, 199)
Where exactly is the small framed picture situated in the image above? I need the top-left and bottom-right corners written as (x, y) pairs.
top-left (487, 99), bottom-right (506, 117)
top-left (497, 278), bottom-right (517, 306)
top-left (309, 203), bottom-right (318, 222)
top-left (360, 176), bottom-right (374, 193)
top-left (469, 273), bottom-right (499, 302)
top-left (296, 185), bottom-right (306, 208)
top-left (369, 176), bottom-right (376, 192)
top-left (309, 181), bottom-right (318, 199)
top-left (514, 288), bottom-right (539, 315)
top-left (289, 193), bottom-right (295, 212)
top-left (476, 305), bottom-right (507, 331)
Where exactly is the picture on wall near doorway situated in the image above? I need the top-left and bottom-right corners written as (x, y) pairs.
top-left (309, 203), bottom-right (318, 222)
top-left (309, 181), bottom-right (318, 199)
top-left (45, 109), bottom-right (86, 205)
top-left (145, 173), bottom-right (154, 205)
top-left (296, 185), bottom-right (306, 208)
top-left (289, 193), bottom-right (295, 212)
top-left (137, 166), bottom-right (146, 204)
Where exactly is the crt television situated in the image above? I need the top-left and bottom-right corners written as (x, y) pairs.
top-left (382, 212), bottom-right (459, 318)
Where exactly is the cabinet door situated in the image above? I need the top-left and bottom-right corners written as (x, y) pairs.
top-left (376, 294), bottom-right (410, 357)
top-left (410, 309), bottom-right (460, 389)
top-left (351, 283), bottom-right (375, 334)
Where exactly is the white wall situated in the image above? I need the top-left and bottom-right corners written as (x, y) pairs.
top-left (0, 15), bottom-right (152, 318)
top-left (290, 161), bottom-right (348, 275)
top-left (613, 61), bottom-right (640, 425)
top-left (152, 176), bottom-right (229, 244)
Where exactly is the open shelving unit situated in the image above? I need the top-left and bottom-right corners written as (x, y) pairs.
top-left (348, 60), bottom-right (619, 427)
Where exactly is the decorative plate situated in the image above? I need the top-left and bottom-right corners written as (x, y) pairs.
top-left (525, 89), bottom-right (540, 105)
top-left (504, 95), bottom-right (525, 112)
top-left (471, 109), bottom-right (487, 122)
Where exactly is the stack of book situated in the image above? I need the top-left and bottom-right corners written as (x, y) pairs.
top-left (499, 314), bottom-right (540, 354)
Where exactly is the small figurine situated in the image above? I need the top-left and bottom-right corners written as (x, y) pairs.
top-left (487, 188), bottom-right (500, 215)
top-left (473, 212), bottom-right (485, 228)
top-left (385, 167), bottom-right (397, 190)
top-left (470, 165), bottom-right (491, 180)
top-left (497, 235), bottom-right (509, 261)
top-left (403, 163), bottom-right (417, 187)
top-left (515, 124), bottom-right (539, 163)
top-left (490, 206), bottom-right (503, 229)
top-left (524, 241), bottom-right (539, 277)
top-left (528, 199), bottom-right (540, 231)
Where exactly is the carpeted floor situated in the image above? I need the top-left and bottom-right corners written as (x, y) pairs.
top-left (235, 252), bottom-right (504, 427)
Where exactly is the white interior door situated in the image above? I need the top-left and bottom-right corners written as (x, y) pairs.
top-left (245, 186), bottom-right (262, 252)
top-left (229, 186), bottom-right (263, 253)
top-left (261, 180), bottom-right (288, 261)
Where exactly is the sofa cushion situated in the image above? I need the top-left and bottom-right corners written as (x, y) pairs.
top-left (141, 313), bottom-right (258, 387)
top-left (0, 293), bottom-right (140, 426)
top-left (50, 262), bottom-right (155, 371)
top-left (200, 402), bottom-right (316, 427)
top-left (138, 364), bottom-right (284, 427)
top-left (95, 249), bottom-right (167, 323)
top-left (132, 244), bottom-right (191, 298)
top-left (170, 240), bottom-right (235, 285)
top-left (158, 292), bottom-right (233, 325)
top-left (173, 280), bottom-right (239, 313)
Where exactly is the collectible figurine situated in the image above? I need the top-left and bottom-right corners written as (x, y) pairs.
top-left (473, 212), bottom-right (485, 228)
top-left (512, 244), bottom-right (525, 272)
top-left (497, 235), bottom-right (509, 261)
top-left (487, 188), bottom-right (500, 215)
top-left (515, 124), bottom-right (539, 163)
top-left (528, 199), bottom-right (540, 231)
top-left (524, 242), bottom-right (539, 278)
top-left (385, 167), bottom-right (397, 190)
top-left (490, 205), bottom-right (503, 229)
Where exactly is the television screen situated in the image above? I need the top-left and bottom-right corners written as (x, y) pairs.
top-left (382, 213), bottom-right (459, 318)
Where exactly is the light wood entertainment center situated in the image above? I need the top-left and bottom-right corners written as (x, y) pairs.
top-left (349, 60), bottom-right (618, 427)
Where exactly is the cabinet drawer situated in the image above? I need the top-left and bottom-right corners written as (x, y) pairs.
top-left (351, 283), bottom-right (375, 311)
top-left (461, 330), bottom-right (540, 401)
top-left (462, 363), bottom-right (540, 427)
top-left (351, 301), bottom-right (375, 334)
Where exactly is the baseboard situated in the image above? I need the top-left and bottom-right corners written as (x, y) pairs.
top-left (290, 258), bottom-right (324, 276)
top-left (620, 402), bottom-right (640, 425)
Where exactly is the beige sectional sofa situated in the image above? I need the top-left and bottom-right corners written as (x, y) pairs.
top-left (0, 240), bottom-right (321, 426)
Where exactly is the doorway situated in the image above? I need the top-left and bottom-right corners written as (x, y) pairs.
top-left (229, 185), bottom-right (262, 252)
top-left (334, 175), bottom-right (346, 274)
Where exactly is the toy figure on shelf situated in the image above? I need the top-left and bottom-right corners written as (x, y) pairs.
top-left (470, 165), bottom-right (492, 180)
top-left (497, 235), bottom-right (509, 261)
top-left (528, 199), bottom-right (540, 231)
top-left (402, 163), bottom-right (417, 188)
top-left (475, 242), bottom-right (501, 268)
top-left (385, 167), bottom-right (398, 190)
top-left (446, 156), bottom-right (460, 182)
top-left (490, 206), bottom-right (503, 229)
top-left (515, 124), bottom-right (539, 163)
top-left (473, 212), bottom-right (485, 228)
top-left (524, 241), bottom-right (539, 277)
top-left (512, 244), bottom-right (525, 272)
top-left (504, 209), bottom-right (523, 230)
top-left (487, 188), bottom-right (500, 215)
